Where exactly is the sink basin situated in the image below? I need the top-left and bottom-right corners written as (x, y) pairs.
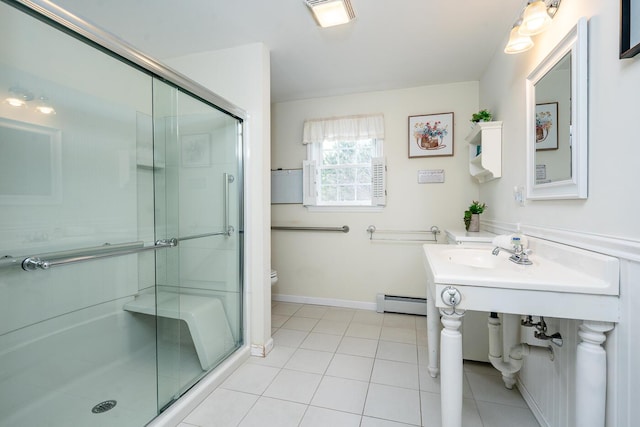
top-left (442, 248), bottom-right (501, 269)
top-left (422, 239), bottom-right (620, 322)
top-left (423, 242), bottom-right (618, 296)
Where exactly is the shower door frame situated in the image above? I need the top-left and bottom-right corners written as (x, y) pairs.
top-left (10, 1), bottom-right (246, 123)
top-left (4, 0), bottom-right (249, 422)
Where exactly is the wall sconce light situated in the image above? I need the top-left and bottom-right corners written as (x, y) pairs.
top-left (5, 86), bottom-right (56, 115)
top-left (519, 1), bottom-right (553, 36)
top-left (5, 86), bottom-right (34, 107)
top-left (305, 0), bottom-right (355, 28)
top-left (504, 23), bottom-right (534, 54)
top-left (504, 0), bottom-right (561, 54)
top-left (35, 96), bottom-right (56, 115)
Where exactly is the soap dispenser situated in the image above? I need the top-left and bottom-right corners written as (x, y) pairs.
top-left (511, 223), bottom-right (523, 252)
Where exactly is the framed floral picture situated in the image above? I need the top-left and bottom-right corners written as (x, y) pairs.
top-left (408, 112), bottom-right (454, 158)
top-left (535, 102), bottom-right (558, 151)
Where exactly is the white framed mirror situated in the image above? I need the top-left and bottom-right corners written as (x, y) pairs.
top-left (526, 17), bottom-right (588, 200)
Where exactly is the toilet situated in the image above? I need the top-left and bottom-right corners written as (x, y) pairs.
top-left (270, 269), bottom-right (278, 286)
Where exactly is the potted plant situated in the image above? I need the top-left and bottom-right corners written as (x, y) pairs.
top-left (470, 109), bottom-right (493, 124)
top-left (463, 210), bottom-right (472, 231)
top-left (466, 200), bottom-right (486, 232)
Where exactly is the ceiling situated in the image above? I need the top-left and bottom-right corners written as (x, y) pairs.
top-left (50, 0), bottom-right (526, 103)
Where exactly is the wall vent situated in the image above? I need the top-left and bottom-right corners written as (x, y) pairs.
top-left (376, 294), bottom-right (427, 316)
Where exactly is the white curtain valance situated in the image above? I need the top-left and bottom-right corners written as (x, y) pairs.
top-left (302, 114), bottom-right (384, 144)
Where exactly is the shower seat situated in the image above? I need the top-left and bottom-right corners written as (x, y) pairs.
top-left (124, 292), bottom-right (234, 370)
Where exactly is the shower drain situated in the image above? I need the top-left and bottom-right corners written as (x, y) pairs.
top-left (91, 400), bottom-right (117, 414)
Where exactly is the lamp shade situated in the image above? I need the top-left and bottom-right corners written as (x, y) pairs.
top-left (504, 26), bottom-right (534, 54)
top-left (519, 1), bottom-right (552, 36)
top-left (6, 97), bottom-right (26, 107)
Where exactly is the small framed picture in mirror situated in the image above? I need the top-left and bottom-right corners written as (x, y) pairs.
top-left (535, 103), bottom-right (558, 151)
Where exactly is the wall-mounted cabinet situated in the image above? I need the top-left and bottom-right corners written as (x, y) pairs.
top-left (466, 121), bottom-right (502, 183)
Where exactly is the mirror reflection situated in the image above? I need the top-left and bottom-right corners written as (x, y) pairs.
top-left (533, 52), bottom-right (571, 184)
top-left (526, 17), bottom-right (587, 200)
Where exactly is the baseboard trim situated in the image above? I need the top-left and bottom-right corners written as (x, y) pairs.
top-left (272, 293), bottom-right (377, 311)
top-left (250, 337), bottom-right (274, 357)
top-left (517, 377), bottom-right (551, 427)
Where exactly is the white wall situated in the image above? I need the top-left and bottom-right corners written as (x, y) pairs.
top-left (479, 0), bottom-right (640, 238)
top-left (479, 1), bottom-right (640, 426)
top-left (271, 82), bottom-right (480, 305)
top-left (165, 43), bottom-right (272, 354)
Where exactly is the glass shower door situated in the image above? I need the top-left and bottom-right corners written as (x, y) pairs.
top-left (153, 80), bottom-right (243, 409)
top-left (0, 2), bottom-right (159, 426)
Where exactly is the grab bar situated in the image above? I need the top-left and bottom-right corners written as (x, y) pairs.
top-left (271, 225), bottom-right (350, 233)
top-left (1, 238), bottom-right (178, 272)
top-left (223, 173), bottom-right (234, 237)
top-left (366, 225), bottom-right (440, 243)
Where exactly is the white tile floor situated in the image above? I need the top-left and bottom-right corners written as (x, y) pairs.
top-left (179, 302), bottom-right (541, 427)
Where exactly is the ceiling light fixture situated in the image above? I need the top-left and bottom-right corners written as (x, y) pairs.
top-left (305, 0), bottom-right (355, 28)
top-left (504, 0), bottom-right (561, 54)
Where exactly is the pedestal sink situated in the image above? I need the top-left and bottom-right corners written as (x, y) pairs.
top-left (422, 238), bottom-right (619, 427)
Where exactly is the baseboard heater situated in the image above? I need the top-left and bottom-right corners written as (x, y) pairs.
top-left (376, 294), bottom-right (427, 316)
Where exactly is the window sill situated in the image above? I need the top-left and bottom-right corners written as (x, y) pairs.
top-left (305, 205), bottom-right (384, 213)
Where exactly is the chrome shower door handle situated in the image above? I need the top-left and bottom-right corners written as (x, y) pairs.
top-left (223, 173), bottom-right (234, 237)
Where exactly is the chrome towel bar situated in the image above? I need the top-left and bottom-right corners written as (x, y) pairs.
top-left (19, 238), bottom-right (178, 271)
top-left (0, 229), bottom-right (234, 272)
top-left (178, 231), bottom-right (231, 241)
top-left (366, 225), bottom-right (440, 243)
top-left (271, 225), bottom-right (350, 233)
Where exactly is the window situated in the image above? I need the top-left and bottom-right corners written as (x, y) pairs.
top-left (304, 139), bottom-right (384, 206)
top-left (302, 114), bottom-right (386, 208)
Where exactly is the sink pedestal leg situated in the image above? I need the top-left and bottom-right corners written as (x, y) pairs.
top-left (440, 309), bottom-right (465, 427)
top-left (576, 321), bottom-right (614, 427)
top-left (501, 313), bottom-right (520, 390)
top-left (426, 285), bottom-right (441, 377)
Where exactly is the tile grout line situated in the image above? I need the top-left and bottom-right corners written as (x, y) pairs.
top-left (208, 302), bottom-right (536, 426)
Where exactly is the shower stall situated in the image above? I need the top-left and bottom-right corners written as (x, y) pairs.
top-left (0, 1), bottom-right (245, 425)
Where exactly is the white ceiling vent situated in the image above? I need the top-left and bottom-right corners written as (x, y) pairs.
top-left (304, 0), bottom-right (356, 28)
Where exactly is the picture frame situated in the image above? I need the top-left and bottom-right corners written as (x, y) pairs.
top-left (535, 102), bottom-right (558, 151)
top-left (408, 112), bottom-right (454, 158)
top-left (620, 0), bottom-right (640, 59)
top-left (181, 133), bottom-right (211, 167)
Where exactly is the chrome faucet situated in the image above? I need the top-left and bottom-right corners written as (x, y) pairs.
top-left (492, 241), bottom-right (533, 265)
